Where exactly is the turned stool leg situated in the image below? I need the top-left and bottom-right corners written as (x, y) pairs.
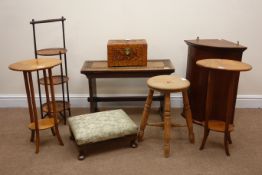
top-left (182, 90), bottom-right (195, 143)
top-left (163, 93), bottom-right (171, 158)
top-left (138, 89), bottom-right (154, 141)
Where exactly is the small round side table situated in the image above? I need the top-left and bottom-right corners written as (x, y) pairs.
top-left (9, 58), bottom-right (64, 153)
top-left (196, 58), bottom-right (252, 156)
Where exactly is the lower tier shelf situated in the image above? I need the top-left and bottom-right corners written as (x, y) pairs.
top-left (39, 75), bottom-right (69, 85)
top-left (28, 118), bottom-right (59, 130)
top-left (42, 101), bottom-right (70, 113)
top-left (208, 120), bottom-right (234, 132)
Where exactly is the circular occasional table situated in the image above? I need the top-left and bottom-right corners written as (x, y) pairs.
top-left (196, 58), bottom-right (252, 156)
top-left (9, 58), bottom-right (64, 153)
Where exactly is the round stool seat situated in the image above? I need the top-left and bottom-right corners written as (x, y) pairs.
top-left (147, 75), bottom-right (190, 92)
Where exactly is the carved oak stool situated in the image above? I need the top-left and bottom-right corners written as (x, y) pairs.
top-left (68, 109), bottom-right (138, 160)
top-left (138, 75), bottom-right (195, 157)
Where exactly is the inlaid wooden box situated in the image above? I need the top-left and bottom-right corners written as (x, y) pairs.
top-left (107, 39), bottom-right (147, 67)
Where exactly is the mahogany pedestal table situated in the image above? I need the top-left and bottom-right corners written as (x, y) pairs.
top-left (196, 59), bottom-right (252, 156)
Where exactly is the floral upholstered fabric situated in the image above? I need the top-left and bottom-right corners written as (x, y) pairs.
top-left (68, 109), bottom-right (138, 146)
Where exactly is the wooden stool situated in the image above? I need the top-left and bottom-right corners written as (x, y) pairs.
top-left (138, 75), bottom-right (195, 157)
top-left (9, 58), bottom-right (64, 153)
top-left (197, 59), bottom-right (252, 156)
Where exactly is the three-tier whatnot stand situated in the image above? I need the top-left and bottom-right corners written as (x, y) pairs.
top-left (30, 17), bottom-right (71, 124)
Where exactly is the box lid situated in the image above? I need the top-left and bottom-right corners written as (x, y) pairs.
top-left (108, 39), bottom-right (147, 45)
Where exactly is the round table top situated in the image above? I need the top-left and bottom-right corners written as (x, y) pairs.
top-left (9, 58), bottom-right (62, 72)
top-left (196, 59), bottom-right (252, 72)
top-left (147, 75), bottom-right (190, 92)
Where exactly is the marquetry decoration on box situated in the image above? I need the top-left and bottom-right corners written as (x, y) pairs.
top-left (107, 39), bottom-right (147, 67)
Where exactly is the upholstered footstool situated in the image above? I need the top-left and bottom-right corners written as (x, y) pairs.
top-left (68, 109), bottom-right (138, 160)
